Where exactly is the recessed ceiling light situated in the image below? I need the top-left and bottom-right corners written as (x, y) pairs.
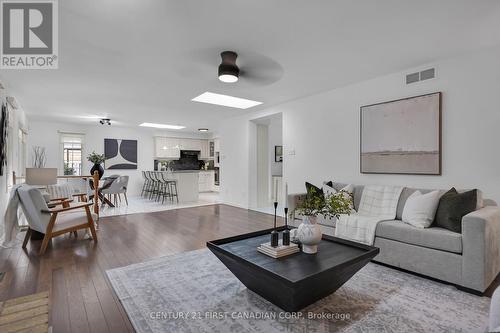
top-left (139, 122), bottom-right (186, 130)
top-left (192, 92), bottom-right (262, 109)
top-left (198, 128), bottom-right (209, 132)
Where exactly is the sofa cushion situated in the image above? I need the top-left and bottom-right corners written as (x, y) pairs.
top-left (375, 220), bottom-right (463, 254)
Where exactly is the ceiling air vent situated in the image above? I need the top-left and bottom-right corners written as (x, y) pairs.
top-left (406, 72), bottom-right (420, 84)
top-left (406, 68), bottom-right (435, 84)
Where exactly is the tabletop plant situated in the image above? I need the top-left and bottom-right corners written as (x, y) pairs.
top-left (87, 151), bottom-right (106, 164)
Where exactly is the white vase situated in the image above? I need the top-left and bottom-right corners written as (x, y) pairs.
top-left (297, 216), bottom-right (322, 254)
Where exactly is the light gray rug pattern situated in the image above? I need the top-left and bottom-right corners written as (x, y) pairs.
top-left (107, 249), bottom-right (490, 333)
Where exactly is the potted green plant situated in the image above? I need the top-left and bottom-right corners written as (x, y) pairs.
top-left (295, 189), bottom-right (353, 254)
top-left (87, 151), bottom-right (106, 179)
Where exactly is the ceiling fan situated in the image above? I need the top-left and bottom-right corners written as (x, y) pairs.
top-left (182, 48), bottom-right (284, 86)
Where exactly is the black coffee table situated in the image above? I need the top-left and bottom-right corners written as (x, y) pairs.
top-left (207, 226), bottom-right (379, 312)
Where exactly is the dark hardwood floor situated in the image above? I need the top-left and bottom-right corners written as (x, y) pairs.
top-left (0, 204), bottom-right (283, 333)
top-left (1, 204), bottom-right (496, 332)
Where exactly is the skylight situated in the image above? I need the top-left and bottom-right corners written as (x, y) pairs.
top-left (139, 123), bottom-right (186, 130)
top-left (191, 92), bottom-right (262, 109)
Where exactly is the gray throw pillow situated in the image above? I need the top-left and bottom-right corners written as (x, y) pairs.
top-left (434, 187), bottom-right (477, 233)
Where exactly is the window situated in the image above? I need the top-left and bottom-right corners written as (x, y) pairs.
top-left (59, 133), bottom-right (85, 176)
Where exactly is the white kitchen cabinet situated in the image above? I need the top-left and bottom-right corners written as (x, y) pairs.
top-left (209, 140), bottom-right (215, 158)
top-left (200, 140), bottom-right (210, 159)
top-left (165, 138), bottom-right (181, 159)
top-left (155, 137), bottom-right (216, 159)
top-left (154, 137), bottom-right (180, 159)
top-left (179, 139), bottom-right (193, 150)
top-left (193, 139), bottom-right (203, 151)
top-left (179, 138), bottom-right (202, 151)
top-left (154, 137), bottom-right (167, 158)
top-left (214, 138), bottom-right (220, 152)
top-left (198, 170), bottom-right (214, 192)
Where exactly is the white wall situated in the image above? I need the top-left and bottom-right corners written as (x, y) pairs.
top-left (218, 45), bottom-right (500, 208)
top-left (26, 120), bottom-right (210, 196)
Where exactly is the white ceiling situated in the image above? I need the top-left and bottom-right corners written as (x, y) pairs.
top-left (2, 0), bottom-right (500, 133)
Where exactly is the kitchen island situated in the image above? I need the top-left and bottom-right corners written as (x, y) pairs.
top-left (155, 170), bottom-right (200, 203)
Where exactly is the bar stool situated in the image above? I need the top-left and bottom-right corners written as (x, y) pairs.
top-left (167, 179), bottom-right (179, 203)
top-left (144, 171), bottom-right (154, 199)
top-left (158, 172), bottom-right (172, 204)
top-left (141, 171), bottom-right (150, 197)
top-left (151, 171), bottom-right (163, 201)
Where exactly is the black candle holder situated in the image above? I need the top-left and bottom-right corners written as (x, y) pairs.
top-left (271, 201), bottom-right (279, 247)
top-left (282, 207), bottom-right (290, 245)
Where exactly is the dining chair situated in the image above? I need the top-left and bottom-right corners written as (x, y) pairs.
top-left (100, 176), bottom-right (129, 206)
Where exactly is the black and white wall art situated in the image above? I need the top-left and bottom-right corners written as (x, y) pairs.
top-left (360, 92), bottom-right (441, 175)
top-left (0, 103), bottom-right (9, 176)
top-left (104, 139), bottom-right (138, 169)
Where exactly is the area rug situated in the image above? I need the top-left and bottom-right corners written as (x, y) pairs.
top-left (106, 249), bottom-right (490, 333)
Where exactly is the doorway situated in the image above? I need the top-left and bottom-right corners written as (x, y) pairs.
top-left (249, 113), bottom-right (283, 216)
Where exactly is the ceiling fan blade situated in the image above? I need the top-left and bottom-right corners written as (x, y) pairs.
top-left (237, 51), bottom-right (283, 86)
top-left (239, 66), bottom-right (283, 86)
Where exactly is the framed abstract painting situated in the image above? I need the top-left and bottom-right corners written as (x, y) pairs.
top-left (360, 92), bottom-right (441, 175)
top-left (104, 139), bottom-right (138, 169)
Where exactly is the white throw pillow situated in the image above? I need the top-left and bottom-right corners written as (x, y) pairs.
top-left (341, 184), bottom-right (354, 194)
top-left (402, 190), bottom-right (441, 228)
top-left (322, 184), bottom-right (337, 196)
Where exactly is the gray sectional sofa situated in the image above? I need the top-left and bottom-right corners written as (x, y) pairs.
top-left (288, 182), bottom-right (500, 293)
